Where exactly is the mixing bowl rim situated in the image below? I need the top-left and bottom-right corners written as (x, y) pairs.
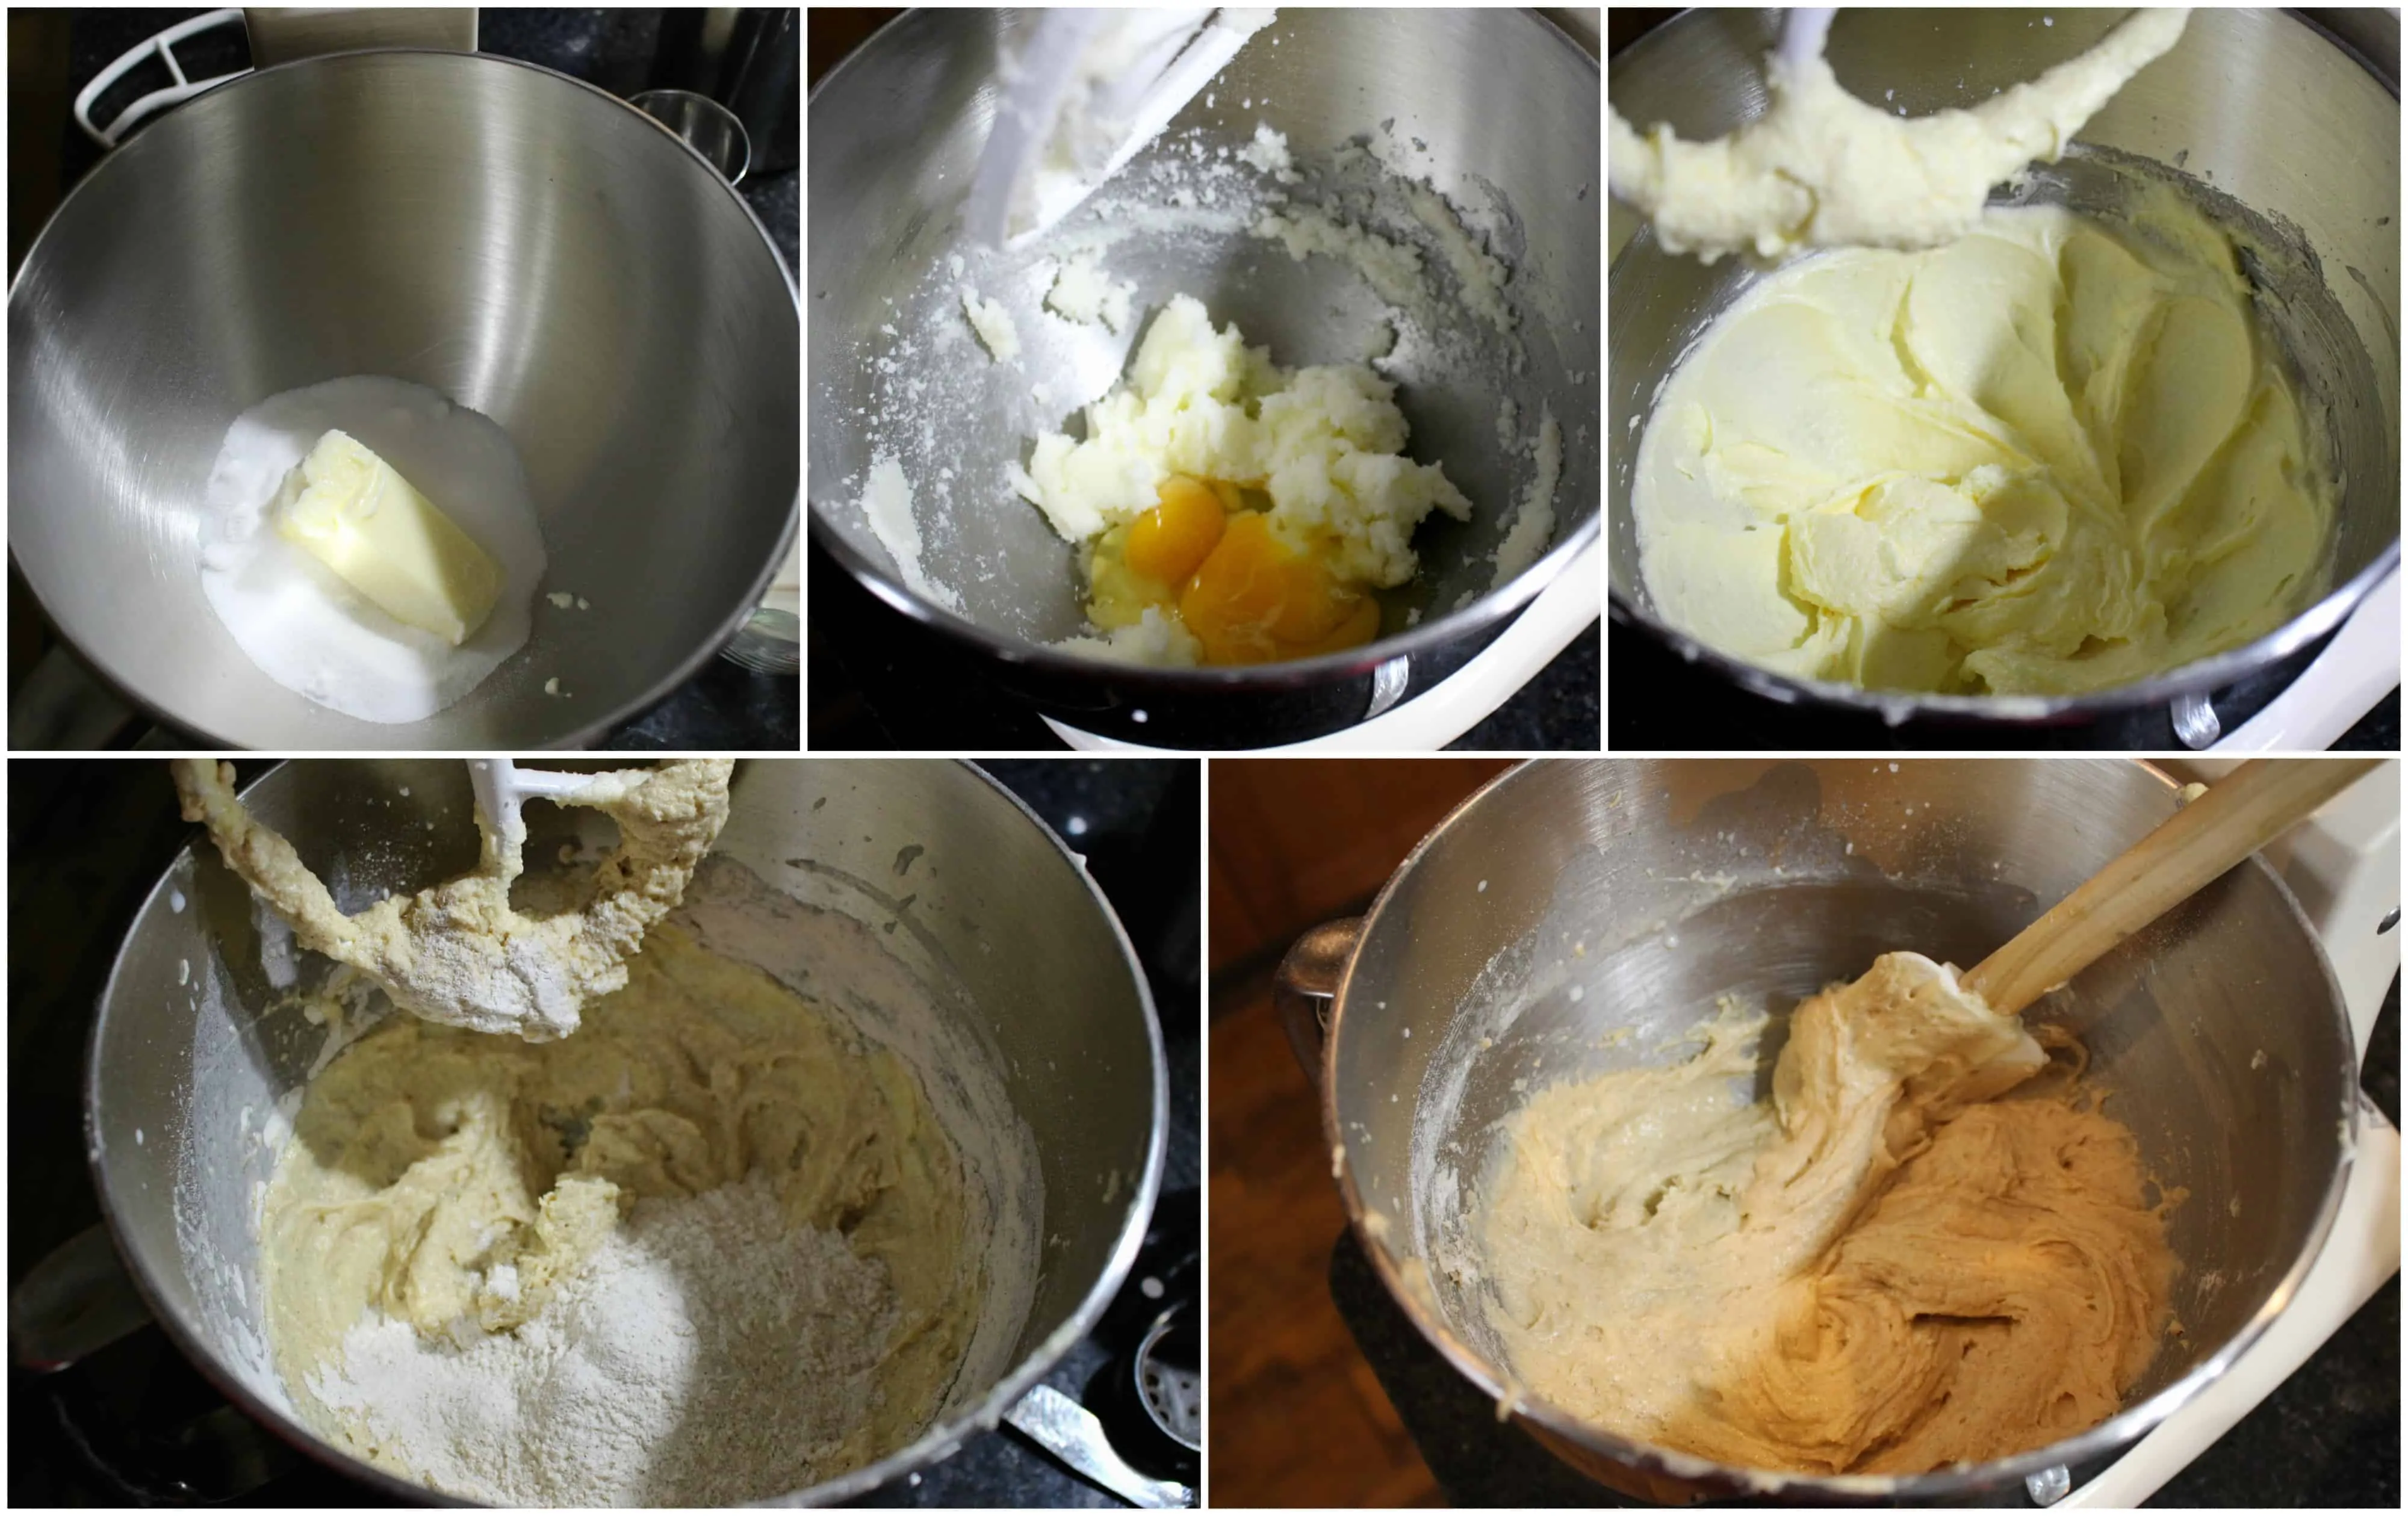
top-left (1319, 755), bottom-right (2363, 1501)
top-left (1604, 543), bottom-right (2402, 727)
top-left (805, 2), bottom-right (1601, 690)
top-left (86, 757), bottom-right (1170, 1507)
top-left (8, 46), bottom-right (802, 752)
top-left (807, 508), bottom-right (1599, 691)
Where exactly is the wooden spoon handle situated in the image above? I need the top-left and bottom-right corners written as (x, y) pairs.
top-left (1964, 758), bottom-right (2380, 1016)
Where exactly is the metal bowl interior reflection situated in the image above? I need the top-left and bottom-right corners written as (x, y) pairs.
top-left (10, 52), bottom-right (799, 749)
top-left (87, 760), bottom-right (1164, 1503)
top-left (1607, 9), bottom-right (2401, 724)
top-left (1327, 759), bottom-right (2356, 1502)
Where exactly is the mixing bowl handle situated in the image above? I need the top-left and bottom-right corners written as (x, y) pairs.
top-left (629, 88), bottom-right (752, 187)
top-left (1273, 917), bottom-right (1361, 1088)
top-left (11, 1223), bottom-right (154, 1371)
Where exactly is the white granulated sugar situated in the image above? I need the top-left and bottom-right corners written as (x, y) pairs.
top-left (1251, 206), bottom-right (1429, 311)
top-left (1405, 182), bottom-right (1515, 333)
top-left (859, 455), bottom-right (960, 610)
top-left (958, 286), bottom-right (1022, 364)
top-left (198, 376), bottom-right (547, 724)
top-left (1491, 407), bottom-right (1562, 589)
top-left (1045, 252), bottom-right (1135, 332)
top-left (308, 1175), bottom-right (896, 1506)
top-left (1236, 122), bottom-right (1302, 183)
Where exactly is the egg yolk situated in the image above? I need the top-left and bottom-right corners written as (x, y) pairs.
top-left (1178, 512), bottom-right (1381, 664)
top-left (1081, 473), bottom-right (1383, 664)
top-left (1124, 475), bottom-right (1226, 585)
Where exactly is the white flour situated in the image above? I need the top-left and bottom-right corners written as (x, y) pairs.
top-left (306, 1175), bottom-right (897, 1506)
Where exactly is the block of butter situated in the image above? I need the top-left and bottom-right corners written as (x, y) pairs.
top-left (273, 429), bottom-right (503, 645)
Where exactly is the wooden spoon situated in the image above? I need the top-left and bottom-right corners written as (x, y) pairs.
top-left (1963, 758), bottom-right (2381, 1016)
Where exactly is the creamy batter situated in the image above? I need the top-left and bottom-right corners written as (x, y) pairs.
top-left (261, 921), bottom-right (979, 1498)
top-left (1610, 9), bottom-right (2189, 263)
top-left (171, 758), bottom-right (731, 1039)
top-left (1480, 952), bottom-right (2176, 1474)
top-left (1631, 199), bottom-right (2333, 695)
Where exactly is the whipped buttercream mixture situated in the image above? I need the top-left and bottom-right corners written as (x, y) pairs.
top-left (1479, 952), bottom-right (2176, 1474)
top-left (1631, 194), bottom-right (2335, 695)
top-left (177, 762), bottom-right (984, 1505)
top-left (1610, 8), bottom-right (2190, 263)
top-left (172, 758), bottom-right (732, 1040)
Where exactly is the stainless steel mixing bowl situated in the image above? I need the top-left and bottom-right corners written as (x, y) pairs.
top-left (1608, 9), bottom-right (2401, 728)
top-left (1282, 758), bottom-right (2359, 1503)
top-left (809, 8), bottom-right (1599, 747)
top-left (85, 759), bottom-right (1165, 1503)
top-left (11, 51), bottom-right (800, 749)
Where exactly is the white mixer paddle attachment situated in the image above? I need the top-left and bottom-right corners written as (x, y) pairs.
top-left (964, 7), bottom-right (1275, 249)
top-left (465, 757), bottom-right (597, 869)
top-left (1774, 6), bottom-right (1835, 71)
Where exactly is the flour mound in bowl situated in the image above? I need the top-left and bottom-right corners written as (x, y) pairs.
top-left (260, 923), bottom-right (983, 1506)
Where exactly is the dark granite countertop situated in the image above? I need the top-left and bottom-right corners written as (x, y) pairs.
top-left (1327, 977), bottom-right (2402, 1506)
top-left (8, 757), bottom-right (1196, 1506)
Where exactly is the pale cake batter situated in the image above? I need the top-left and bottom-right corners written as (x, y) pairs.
top-left (1480, 952), bottom-right (2176, 1474)
top-left (171, 758), bottom-right (732, 1039)
top-left (176, 761), bottom-right (984, 1502)
top-left (1610, 8), bottom-right (2189, 262)
top-left (1631, 196), bottom-right (2334, 695)
top-left (259, 923), bottom-right (980, 1497)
